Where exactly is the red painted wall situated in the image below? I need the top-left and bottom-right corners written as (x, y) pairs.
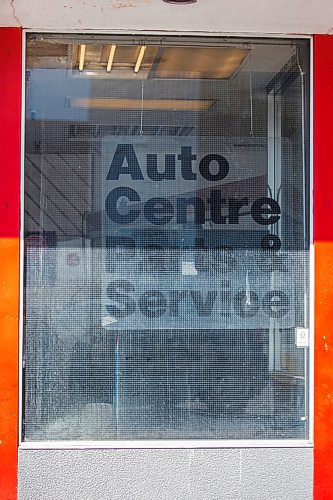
top-left (314, 34), bottom-right (333, 500)
top-left (0, 28), bottom-right (21, 500)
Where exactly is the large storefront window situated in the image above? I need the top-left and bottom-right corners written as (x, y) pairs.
top-left (23, 35), bottom-right (310, 441)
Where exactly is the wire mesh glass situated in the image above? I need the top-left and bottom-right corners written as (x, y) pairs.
top-left (23, 35), bottom-right (310, 441)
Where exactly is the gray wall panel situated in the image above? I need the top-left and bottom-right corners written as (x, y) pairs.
top-left (18, 448), bottom-right (313, 500)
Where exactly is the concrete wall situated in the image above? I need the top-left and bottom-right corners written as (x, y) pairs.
top-left (19, 448), bottom-right (313, 499)
top-left (0, 0), bottom-right (333, 34)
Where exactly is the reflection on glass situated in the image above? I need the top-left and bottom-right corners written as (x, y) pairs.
top-left (23, 36), bottom-right (310, 441)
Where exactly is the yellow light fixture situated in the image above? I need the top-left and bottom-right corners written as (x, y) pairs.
top-left (106, 44), bottom-right (117, 73)
top-left (134, 46), bottom-right (146, 74)
top-left (79, 44), bottom-right (86, 71)
top-left (70, 97), bottom-right (214, 111)
top-left (153, 47), bottom-right (249, 79)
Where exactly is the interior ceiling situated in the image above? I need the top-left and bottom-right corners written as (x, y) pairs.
top-left (25, 40), bottom-right (296, 100)
top-left (24, 40), bottom-right (302, 159)
top-left (26, 39), bottom-right (295, 78)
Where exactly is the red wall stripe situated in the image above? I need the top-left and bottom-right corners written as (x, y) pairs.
top-left (0, 28), bottom-right (21, 239)
top-left (314, 35), bottom-right (333, 243)
top-left (0, 28), bottom-right (22, 500)
top-left (314, 35), bottom-right (333, 500)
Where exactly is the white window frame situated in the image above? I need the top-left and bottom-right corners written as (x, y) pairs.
top-left (19, 30), bottom-right (314, 450)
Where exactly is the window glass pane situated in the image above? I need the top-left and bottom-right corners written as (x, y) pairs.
top-left (23, 35), bottom-right (310, 441)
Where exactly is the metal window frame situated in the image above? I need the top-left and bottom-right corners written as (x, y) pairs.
top-left (19, 30), bottom-right (314, 450)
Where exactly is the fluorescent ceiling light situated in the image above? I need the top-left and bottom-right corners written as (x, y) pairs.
top-left (70, 97), bottom-right (214, 111)
top-left (106, 44), bottom-right (117, 72)
top-left (29, 41), bottom-right (249, 80)
top-left (134, 46), bottom-right (146, 74)
top-left (153, 47), bottom-right (249, 79)
top-left (67, 44), bottom-right (248, 80)
top-left (79, 44), bottom-right (86, 71)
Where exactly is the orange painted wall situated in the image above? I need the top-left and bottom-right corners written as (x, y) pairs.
top-left (314, 35), bottom-right (333, 500)
top-left (0, 28), bottom-right (22, 500)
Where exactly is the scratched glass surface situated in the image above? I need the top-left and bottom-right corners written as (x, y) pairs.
top-left (23, 35), bottom-right (310, 441)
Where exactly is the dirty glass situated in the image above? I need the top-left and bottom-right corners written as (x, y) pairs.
top-left (23, 35), bottom-right (310, 441)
